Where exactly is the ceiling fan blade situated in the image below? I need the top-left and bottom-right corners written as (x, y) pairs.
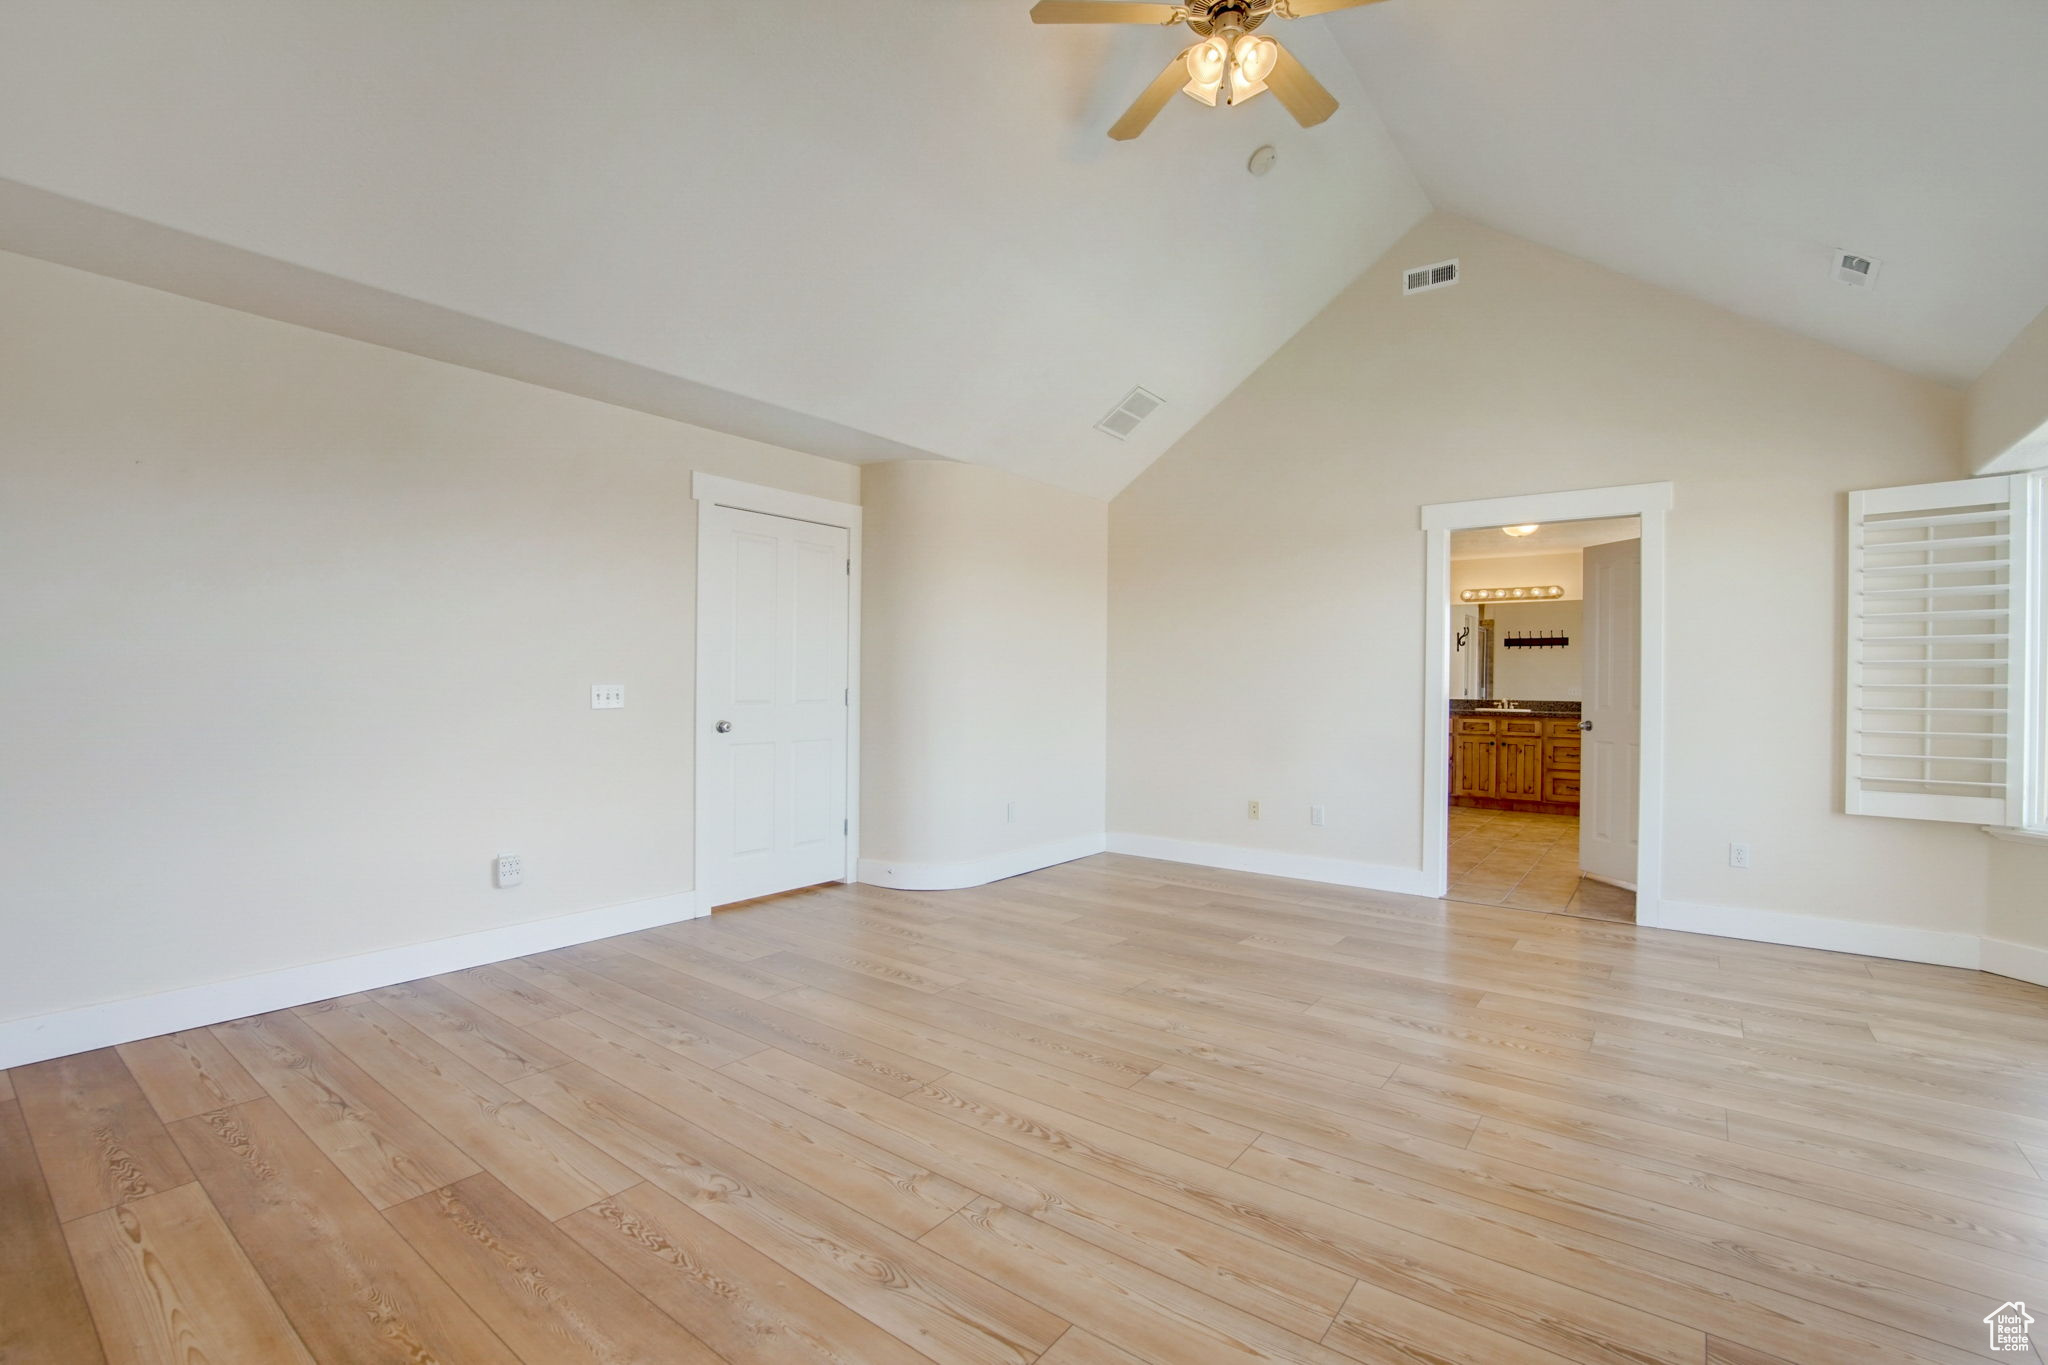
top-left (1108, 48), bottom-right (1195, 140)
top-left (1031, 2), bottom-right (1184, 24)
top-left (1266, 43), bottom-right (1339, 127)
top-left (1276, 0), bottom-right (1392, 15)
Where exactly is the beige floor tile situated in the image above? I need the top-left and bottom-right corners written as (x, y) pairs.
top-left (1446, 808), bottom-right (1634, 924)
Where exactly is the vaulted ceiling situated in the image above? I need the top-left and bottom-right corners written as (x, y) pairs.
top-left (3, 1), bottom-right (2043, 498)
top-left (0, 0), bottom-right (1425, 499)
top-left (1329, 0), bottom-right (2048, 386)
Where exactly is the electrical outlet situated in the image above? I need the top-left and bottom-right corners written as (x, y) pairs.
top-left (494, 854), bottom-right (523, 888)
top-left (591, 684), bottom-right (624, 709)
top-left (1247, 800), bottom-right (1261, 820)
top-left (1728, 843), bottom-right (1752, 870)
top-left (1310, 804), bottom-right (1326, 827)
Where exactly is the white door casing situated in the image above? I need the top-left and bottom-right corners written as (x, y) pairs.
top-left (694, 475), bottom-right (860, 907)
top-left (1579, 536), bottom-right (1642, 887)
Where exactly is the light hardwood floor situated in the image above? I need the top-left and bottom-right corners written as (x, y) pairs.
top-left (4, 852), bottom-right (2046, 1364)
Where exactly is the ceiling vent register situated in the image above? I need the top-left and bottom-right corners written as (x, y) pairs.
top-left (1096, 386), bottom-right (1164, 440)
top-left (1834, 251), bottom-right (1882, 288)
top-left (1404, 260), bottom-right (1459, 294)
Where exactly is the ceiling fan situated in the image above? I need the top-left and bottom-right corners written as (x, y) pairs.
top-left (1031, 0), bottom-right (1389, 140)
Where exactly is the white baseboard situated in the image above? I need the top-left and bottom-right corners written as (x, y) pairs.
top-left (1640, 898), bottom-right (1983, 969)
top-left (1106, 832), bottom-right (1437, 898)
top-left (0, 889), bottom-right (703, 1070)
top-left (1983, 937), bottom-right (2048, 989)
top-left (1100, 841), bottom-right (2048, 990)
top-left (858, 833), bottom-right (1106, 891)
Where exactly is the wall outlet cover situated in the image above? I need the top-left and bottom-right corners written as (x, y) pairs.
top-left (494, 854), bottom-right (524, 888)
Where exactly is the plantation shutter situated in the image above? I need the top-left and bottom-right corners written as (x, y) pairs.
top-left (1846, 475), bottom-right (2032, 824)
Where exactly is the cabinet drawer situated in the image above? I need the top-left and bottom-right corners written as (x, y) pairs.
top-left (1546, 740), bottom-right (1581, 770)
top-left (1500, 718), bottom-right (1544, 738)
top-left (1544, 719), bottom-right (1583, 738)
top-left (1545, 771), bottom-right (1581, 803)
top-left (1454, 717), bottom-right (1496, 736)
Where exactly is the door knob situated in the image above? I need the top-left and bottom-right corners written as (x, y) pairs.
top-left (715, 720), bottom-right (732, 733)
top-left (1577, 720), bottom-right (1593, 731)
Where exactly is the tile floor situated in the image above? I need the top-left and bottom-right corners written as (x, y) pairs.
top-left (1446, 806), bottom-right (1635, 921)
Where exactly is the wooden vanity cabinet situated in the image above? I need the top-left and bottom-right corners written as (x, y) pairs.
top-left (1451, 714), bottom-right (1580, 814)
top-left (1451, 718), bottom-right (1497, 798)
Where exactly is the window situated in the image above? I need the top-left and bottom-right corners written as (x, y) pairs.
top-left (1846, 470), bottom-right (2045, 831)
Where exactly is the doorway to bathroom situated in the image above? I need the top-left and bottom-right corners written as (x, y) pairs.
top-left (1421, 483), bottom-right (1673, 924)
top-left (1449, 519), bottom-right (1638, 919)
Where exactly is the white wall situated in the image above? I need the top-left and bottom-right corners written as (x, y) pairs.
top-left (859, 460), bottom-right (1107, 882)
top-left (1111, 213), bottom-right (1991, 935)
top-left (0, 248), bottom-right (856, 1029)
top-left (1986, 840), bottom-right (2048, 952)
top-left (1968, 303), bottom-right (2048, 472)
top-left (1487, 600), bottom-right (1583, 702)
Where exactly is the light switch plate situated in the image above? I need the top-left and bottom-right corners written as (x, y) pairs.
top-left (592, 684), bottom-right (625, 709)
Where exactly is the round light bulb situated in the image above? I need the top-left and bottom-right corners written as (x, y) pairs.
top-left (1233, 34), bottom-right (1278, 85)
top-left (1511, 588), bottom-right (1527, 598)
top-left (1185, 38), bottom-right (1226, 86)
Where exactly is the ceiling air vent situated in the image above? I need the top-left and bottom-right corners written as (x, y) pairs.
top-left (1833, 250), bottom-right (1881, 288)
top-left (1403, 259), bottom-right (1459, 295)
top-left (1096, 386), bottom-right (1164, 441)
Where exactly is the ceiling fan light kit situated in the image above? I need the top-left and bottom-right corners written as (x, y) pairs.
top-left (1030, 0), bottom-right (1389, 140)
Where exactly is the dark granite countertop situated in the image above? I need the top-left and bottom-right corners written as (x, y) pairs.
top-left (1450, 699), bottom-right (1581, 717)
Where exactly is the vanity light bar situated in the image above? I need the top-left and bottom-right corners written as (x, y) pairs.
top-left (1460, 585), bottom-right (1565, 603)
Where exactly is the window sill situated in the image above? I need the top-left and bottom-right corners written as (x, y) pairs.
top-left (1982, 825), bottom-right (2048, 846)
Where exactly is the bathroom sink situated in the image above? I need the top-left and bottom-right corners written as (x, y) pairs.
top-left (1474, 706), bottom-right (1533, 714)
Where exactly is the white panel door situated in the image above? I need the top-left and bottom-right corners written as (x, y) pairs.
top-left (1580, 537), bottom-right (1641, 887)
top-left (700, 505), bottom-right (850, 905)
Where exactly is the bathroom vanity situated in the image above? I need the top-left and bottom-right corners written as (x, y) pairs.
top-left (1450, 701), bottom-right (1581, 813)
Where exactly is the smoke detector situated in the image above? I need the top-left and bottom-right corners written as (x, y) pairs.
top-left (1832, 250), bottom-right (1881, 288)
top-left (1095, 386), bottom-right (1164, 441)
top-left (1403, 259), bottom-right (1459, 295)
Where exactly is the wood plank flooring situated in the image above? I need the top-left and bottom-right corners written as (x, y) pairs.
top-left (4, 851), bottom-right (2046, 1364)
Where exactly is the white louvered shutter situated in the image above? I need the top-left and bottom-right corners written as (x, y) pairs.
top-left (1846, 475), bottom-right (2033, 824)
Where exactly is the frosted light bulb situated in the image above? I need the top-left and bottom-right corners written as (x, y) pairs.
top-left (1226, 33), bottom-right (1275, 103)
top-left (1234, 34), bottom-right (1277, 85)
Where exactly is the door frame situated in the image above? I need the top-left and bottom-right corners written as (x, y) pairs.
top-left (692, 472), bottom-right (863, 905)
top-left (1419, 481), bottom-right (1673, 919)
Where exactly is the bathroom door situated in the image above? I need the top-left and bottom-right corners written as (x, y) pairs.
top-left (1579, 538), bottom-right (1640, 887)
